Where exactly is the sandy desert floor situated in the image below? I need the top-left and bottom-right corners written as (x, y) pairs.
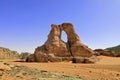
top-left (1, 56), bottom-right (120, 80)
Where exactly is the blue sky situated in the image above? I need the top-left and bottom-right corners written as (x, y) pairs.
top-left (0, 0), bottom-right (120, 53)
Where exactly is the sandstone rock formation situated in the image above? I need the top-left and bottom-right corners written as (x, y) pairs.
top-left (26, 54), bottom-right (35, 62)
top-left (94, 49), bottom-right (120, 57)
top-left (32, 24), bottom-right (71, 62)
top-left (0, 47), bottom-right (19, 59)
top-left (60, 23), bottom-right (94, 57)
top-left (26, 23), bottom-right (97, 63)
top-left (44, 24), bottom-right (71, 57)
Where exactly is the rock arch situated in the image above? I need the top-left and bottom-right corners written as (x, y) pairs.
top-left (60, 23), bottom-right (94, 57)
top-left (26, 23), bottom-right (97, 63)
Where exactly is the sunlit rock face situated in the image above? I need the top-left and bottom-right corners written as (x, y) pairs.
top-left (26, 23), bottom-right (97, 63)
top-left (44, 24), bottom-right (71, 57)
top-left (61, 23), bottom-right (94, 57)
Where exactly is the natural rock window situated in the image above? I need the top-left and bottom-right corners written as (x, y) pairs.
top-left (26, 23), bottom-right (97, 63)
top-left (61, 31), bottom-right (67, 42)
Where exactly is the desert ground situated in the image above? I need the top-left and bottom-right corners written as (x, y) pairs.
top-left (1, 56), bottom-right (120, 80)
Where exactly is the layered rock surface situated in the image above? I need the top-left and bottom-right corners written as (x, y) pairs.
top-left (94, 49), bottom-right (120, 57)
top-left (61, 23), bottom-right (94, 57)
top-left (26, 23), bottom-right (97, 63)
top-left (0, 47), bottom-right (19, 59)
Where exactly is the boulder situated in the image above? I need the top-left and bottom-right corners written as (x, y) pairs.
top-left (26, 54), bottom-right (35, 62)
top-left (116, 53), bottom-right (120, 57)
top-left (72, 57), bottom-right (85, 63)
top-left (34, 46), bottom-right (48, 62)
top-left (84, 56), bottom-right (98, 63)
top-left (72, 56), bottom-right (98, 63)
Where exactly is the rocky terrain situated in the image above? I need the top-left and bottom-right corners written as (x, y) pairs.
top-left (26, 23), bottom-right (97, 63)
top-left (0, 47), bottom-right (19, 59)
top-left (0, 56), bottom-right (120, 80)
top-left (12, 56), bottom-right (120, 80)
top-left (0, 62), bottom-right (83, 80)
top-left (94, 49), bottom-right (120, 57)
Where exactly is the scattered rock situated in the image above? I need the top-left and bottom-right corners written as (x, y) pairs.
top-left (0, 62), bottom-right (11, 71)
top-left (0, 63), bottom-right (83, 80)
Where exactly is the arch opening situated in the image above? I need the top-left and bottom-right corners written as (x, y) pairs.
top-left (61, 31), bottom-right (67, 42)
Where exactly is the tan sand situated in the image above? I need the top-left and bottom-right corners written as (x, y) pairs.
top-left (2, 56), bottom-right (120, 80)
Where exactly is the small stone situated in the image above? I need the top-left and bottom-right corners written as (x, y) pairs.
top-left (89, 71), bottom-right (92, 73)
top-left (116, 74), bottom-right (120, 76)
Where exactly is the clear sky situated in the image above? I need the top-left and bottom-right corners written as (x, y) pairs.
top-left (0, 0), bottom-right (120, 53)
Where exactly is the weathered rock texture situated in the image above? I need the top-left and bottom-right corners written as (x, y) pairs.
top-left (0, 47), bottom-right (19, 59)
top-left (44, 24), bottom-right (71, 57)
top-left (26, 23), bottom-right (97, 63)
top-left (94, 49), bottom-right (120, 57)
top-left (60, 23), bottom-right (94, 57)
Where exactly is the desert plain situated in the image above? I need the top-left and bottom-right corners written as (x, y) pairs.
top-left (0, 56), bottom-right (120, 80)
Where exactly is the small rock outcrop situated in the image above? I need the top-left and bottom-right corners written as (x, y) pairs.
top-left (0, 47), bottom-right (19, 59)
top-left (94, 49), bottom-right (120, 57)
top-left (26, 23), bottom-right (97, 63)
top-left (26, 54), bottom-right (35, 62)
